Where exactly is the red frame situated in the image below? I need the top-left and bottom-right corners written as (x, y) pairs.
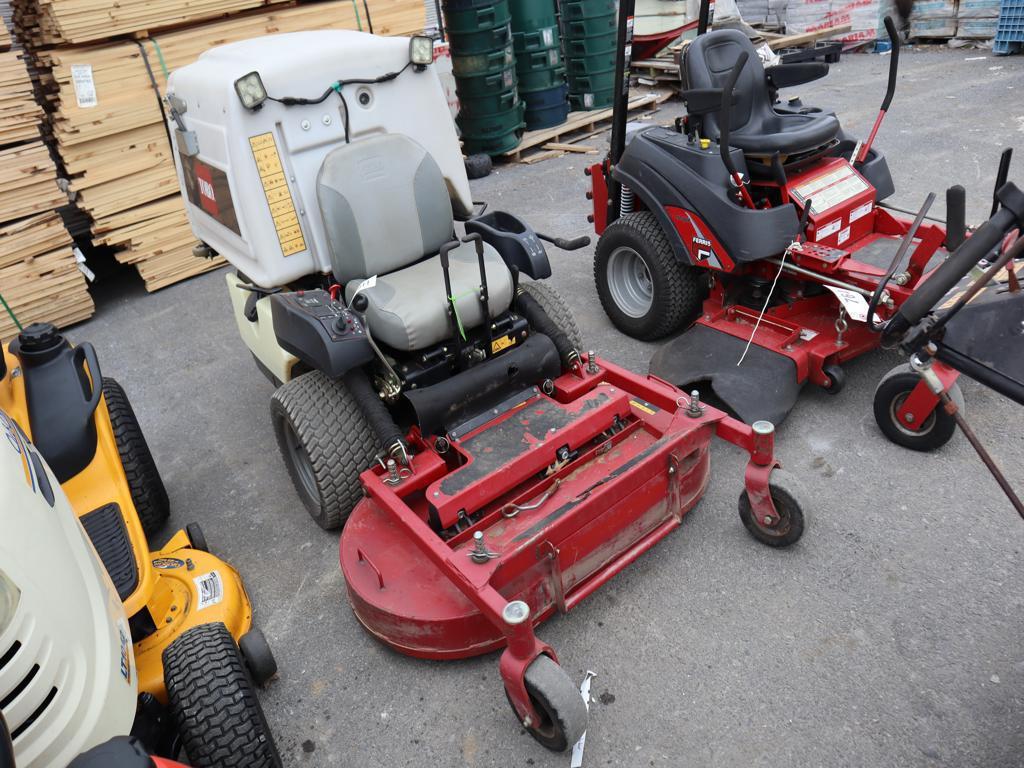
top-left (587, 158), bottom-right (949, 389)
top-left (896, 360), bottom-right (961, 430)
top-left (340, 357), bottom-right (783, 729)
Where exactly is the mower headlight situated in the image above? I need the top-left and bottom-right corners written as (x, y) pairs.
top-left (409, 36), bottom-right (434, 67)
top-left (0, 568), bottom-right (20, 636)
top-left (234, 71), bottom-right (267, 110)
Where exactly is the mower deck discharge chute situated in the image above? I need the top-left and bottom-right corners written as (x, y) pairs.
top-left (588, 0), bottom-right (1016, 434)
top-left (168, 29), bottom-right (808, 750)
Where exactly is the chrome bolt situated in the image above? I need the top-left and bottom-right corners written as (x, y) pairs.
top-left (469, 531), bottom-right (497, 564)
top-left (763, 515), bottom-right (774, 526)
top-left (385, 458), bottom-right (401, 485)
top-left (686, 390), bottom-right (704, 418)
top-left (300, 120), bottom-right (311, 130)
top-left (752, 420), bottom-right (775, 436)
top-left (502, 600), bottom-right (530, 625)
top-left (904, 412), bottom-right (915, 423)
top-left (587, 350), bottom-right (598, 374)
top-left (322, 114), bottom-right (332, 125)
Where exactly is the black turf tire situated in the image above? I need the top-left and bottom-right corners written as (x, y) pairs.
top-left (594, 211), bottom-right (704, 340)
top-left (163, 623), bottom-right (282, 768)
top-left (102, 378), bottom-right (170, 542)
top-left (506, 655), bottom-right (588, 752)
top-left (519, 280), bottom-right (584, 351)
top-left (270, 371), bottom-right (378, 530)
top-left (464, 153), bottom-right (493, 180)
top-left (872, 364), bottom-right (964, 452)
top-left (185, 522), bottom-right (209, 553)
top-left (738, 469), bottom-right (806, 548)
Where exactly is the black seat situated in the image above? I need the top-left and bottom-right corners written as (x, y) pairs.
top-left (683, 29), bottom-right (840, 164)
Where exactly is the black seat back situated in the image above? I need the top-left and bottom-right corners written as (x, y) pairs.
top-left (682, 29), bottom-right (771, 140)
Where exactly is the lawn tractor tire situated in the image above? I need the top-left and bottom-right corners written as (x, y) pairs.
top-left (506, 654), bottom-right (588, 752)
top-left (163, 622), bottom-right (281, 768)
top-left (873, 363), bottom-right (964, 452)
top-left (239, 628), bottom-right (277, 687)
top-left (738, 469), bottom-right (807, 548)
top-left (270, 371), bottom-right (378, 530)
top-left (102, 378), bottom-right (170, 543)
top-left (519, 280), bottom-right (583, 352)
top-left (594, 211), bottom-right (704, 340)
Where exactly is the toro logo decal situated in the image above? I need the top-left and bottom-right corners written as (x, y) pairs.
top-left (194, 161), bottom-right (220, 217)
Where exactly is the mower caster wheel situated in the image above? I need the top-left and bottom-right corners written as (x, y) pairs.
top-left (239, 628), bottom-right (278, 686)
top-left (505, 655), bottom-right (588, 752)
top-left (185, 522), bottom-right (209, 553)
top-left (873, 364), bottom-right (963, 452)
top-left (821, 363), bottom-right (846, 394)
top-left (164, 622), bottom-right (282, 768)
top-left (739, 469), bottom-right (806, 548)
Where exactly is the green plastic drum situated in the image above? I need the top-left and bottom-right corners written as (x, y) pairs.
top-left (509, 0), bottom-right (559, 32)
top-left (516, 64), bottom-right (565, 92)
top-left (452, 44), bottom-right (515, 76)
top-left (454, 67), bottom-right (517, 97)
top-left (566, 66), bottom-right (616, 93)
top-left (562, 31), bottom-right (618, 58)
top-left (559, 0), bottom-right (617, 19)
top-left (565, 45), bottom-right (616, 75)
top-left (461, 124), bottom-right (525, 156)
top-left (448, 23), bottom-right (513, 54)
top-left (457, 87), bottom-right (520, 118)
top-left (560, 12), bottom-right (617, 39)
top-left (444, 0), bottom-right (511, 33)
top-left (512, 25), bottom-right (559, 52)
top-left (457, 100), bottom-right (525, 136)
top-left (516, 45), bottom-right (562, 72)
top-left (568, 87), bottom-right (614, 110)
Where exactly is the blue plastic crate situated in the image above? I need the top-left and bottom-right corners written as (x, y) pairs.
top-left (994, 0), bottom-right (1024, 55)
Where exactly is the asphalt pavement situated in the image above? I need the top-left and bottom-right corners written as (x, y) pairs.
top-left (69, 49), bottom-right (1023, 767)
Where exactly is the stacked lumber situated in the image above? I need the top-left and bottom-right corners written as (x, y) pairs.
top-left (0, 212), bottom-right (93, 340)
top-left (20, 0), bottom-right (425, 291)
top-left (0, 50), bottom-right (42, 145)
top-left (0, 0), bottom-right (92, 340)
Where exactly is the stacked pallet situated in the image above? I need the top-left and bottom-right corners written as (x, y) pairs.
top-left (0, 31), bottom-right (91, 340)
top-left (17, 0), bottom-right (425, 291)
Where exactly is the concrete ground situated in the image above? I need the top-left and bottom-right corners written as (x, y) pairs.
top-left (72, 50), bottom-right (1023, 767)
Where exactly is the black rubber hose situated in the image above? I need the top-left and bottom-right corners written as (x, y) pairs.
top-left (887, 192), bottom-right (1022, 336)
top-left (342, 367), bottom-right (406, 455)
top-left (515, 291), bottom-right (579, 371)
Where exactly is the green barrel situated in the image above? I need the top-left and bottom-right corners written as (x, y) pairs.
top-left (448, 24), bottom-right (513, 54)
top-left (517, 64), bottom-right (566, 92)
top-left (566, 66), bottom-right (615, 92)
top-left (458, 87), bottom-right (520, 118)
top-left (451, 43), bottom-right (515, 76)
top-left (444, 0), bottom-right (511, 32)
top-left (509, 0), bottom-right (566, 129)
top-left (560, 12), bottom-right (617, 39)
top-left (454, 67), bottom-right (517, 97)
top-left (458, 100), bottom-right (526, 154)
top-left (568, 88), bottom-right (614, 110)
top-left (564, 44), bottom-right (616, 75)
top-left (509, 0), bottom-right (558, 32)
top-left (559, 0), bottom-right (617, 20)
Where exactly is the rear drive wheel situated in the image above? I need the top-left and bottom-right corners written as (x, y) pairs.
top-left (505, 655), bottom-right (588, 752)
top-left (163, 623), bottom-right (281, 768)
top-left (594, 211), bottom-right (703, 340)
top-left (270, 371), bottom-right (378, 530)
top-left (738, 469), bottom-right (806, 548)
top-left (873, 364), bottom-right (963, 452)
top-left (519, 280), bottom-right (583, 351)
top-left (102, 378), bottom-right (170, 543)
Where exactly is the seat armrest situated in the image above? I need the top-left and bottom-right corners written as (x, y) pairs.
top-left (464, 210), bottom-right (552, 280)
top-left (765, 62), bottom-right (829, 89)
top-left (681, 88), bottom-right (731, 116)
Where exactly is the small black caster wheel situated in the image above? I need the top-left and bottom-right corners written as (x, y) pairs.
top-left (464, 153), bottom-right (492, 180)
top-left (873, 363), bottom-right (964, 452)
top-left (505, 655), bottom-right (588, 752)
top-left (239, 627), bottom-right (278, 686)
top-left (738, 469), bottom-right (806, 548)
top-left (821, 363), bottom-right (846, 394)
top-left (185, 522), bottom-right (209, 553)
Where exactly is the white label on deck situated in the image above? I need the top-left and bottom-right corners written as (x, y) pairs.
top-left (850, 201), bottom-right (873, 222)
top-left (194, 570), bottom-right (224, 610)
top-left (818, 219), bottom-right (842, 238)
top-left (71, 64), bottom-right (97, 108)
top-left (826, 286), bottom-right (871, 323)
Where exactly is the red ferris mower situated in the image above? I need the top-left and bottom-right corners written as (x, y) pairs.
top-left (588, 0), bottom-right (1018, 445)
top-left (167, 30), bottom-right (809, 751)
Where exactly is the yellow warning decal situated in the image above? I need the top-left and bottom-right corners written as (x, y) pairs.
top-left (491, 334), bottom-right (516, 354)
top-left (629, 399), bottom-right (657, 415)
top-left (249, 132), bottom-right (306, 257)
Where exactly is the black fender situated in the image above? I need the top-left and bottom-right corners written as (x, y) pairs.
top-left (612, 127), bottom-right (800, 265)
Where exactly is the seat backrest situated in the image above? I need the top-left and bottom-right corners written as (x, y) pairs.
top-left (317, 133), bottom-right (454, 283)
top-left (682, 29), bottom-right (771, 139)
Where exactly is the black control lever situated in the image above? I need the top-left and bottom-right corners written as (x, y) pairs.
top-left (719, 52), bottom-right (755, 208)
top-left (536, 233), bottom-right (591, 250)
top-left (868, 192), bottom-right (934, 330)
top-left (991, 148), bottom-right (1012, 218)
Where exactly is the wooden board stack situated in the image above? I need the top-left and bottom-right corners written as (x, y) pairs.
top-left (0, 17), bottom-right (91, 341)
top-left (13, 0), bottom-right (426, 291)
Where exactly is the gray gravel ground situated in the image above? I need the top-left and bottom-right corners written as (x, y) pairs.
top-left (68, 49), bottom-right (1023, 767)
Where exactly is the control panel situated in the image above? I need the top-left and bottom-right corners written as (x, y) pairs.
top-left (270, 289), bottom-right (375, 378)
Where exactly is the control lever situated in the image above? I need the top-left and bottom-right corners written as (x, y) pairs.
top-left (536, 233), bottom-right (591, 250)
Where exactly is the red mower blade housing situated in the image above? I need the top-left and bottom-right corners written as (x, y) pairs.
top-left (340, 356), bottom-right (785, 662)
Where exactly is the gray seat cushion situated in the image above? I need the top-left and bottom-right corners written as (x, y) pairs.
top-left (346, 240), bottom-right (514, 352)
top-left (318, 134), bottom-right (455, 282)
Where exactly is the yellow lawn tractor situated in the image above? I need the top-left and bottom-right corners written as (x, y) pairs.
top-left (0, 321), bottom-right (280, 768)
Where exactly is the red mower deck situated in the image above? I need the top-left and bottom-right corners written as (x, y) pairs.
top-left (340, 356), bottom-right (785, 728)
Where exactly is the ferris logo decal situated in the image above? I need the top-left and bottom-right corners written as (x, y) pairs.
top-left (692, 235), bottom-right (713, 261)
top-left (194, 162), bottom-right (220, 217)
